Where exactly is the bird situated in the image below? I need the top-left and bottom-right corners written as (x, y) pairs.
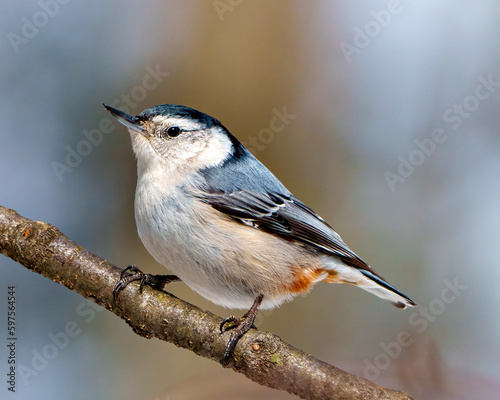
top-left (104, 103), bottom-right (416, 366)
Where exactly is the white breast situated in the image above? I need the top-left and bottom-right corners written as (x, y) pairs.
top-left (134, 170), bottom-right (319, 310)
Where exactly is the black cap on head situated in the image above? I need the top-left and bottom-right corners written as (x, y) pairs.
top-left (139, 104), bottom-right (222, 128)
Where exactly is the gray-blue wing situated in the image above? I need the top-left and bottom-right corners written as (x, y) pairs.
top-left (196, 189), bottom-right (374, 272)
top-left (197, 146), bottom-right (376, 273)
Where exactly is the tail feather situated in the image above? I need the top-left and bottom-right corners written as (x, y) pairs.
top-left (322, 258), bottom-right (416, 309)
top-left (357, 269), bottom-right (416, 309)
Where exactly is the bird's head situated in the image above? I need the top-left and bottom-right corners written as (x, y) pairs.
top-left (104, 104), bottom-right (239, 175)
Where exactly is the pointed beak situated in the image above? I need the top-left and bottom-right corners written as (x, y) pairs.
top-left (103, 104), bottom-right (146, 133)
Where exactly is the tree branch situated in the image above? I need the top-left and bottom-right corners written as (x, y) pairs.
top-left (0, 205), bottom-right (413, 400)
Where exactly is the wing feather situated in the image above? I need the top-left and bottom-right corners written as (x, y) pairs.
top-left (196, 190), bottom-right (374, 273)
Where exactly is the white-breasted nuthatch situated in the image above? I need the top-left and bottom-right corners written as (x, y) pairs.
top-left (104, 103), bottom-right (416, 366)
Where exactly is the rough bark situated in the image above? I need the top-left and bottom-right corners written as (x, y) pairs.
top-left (0, 205), bottom-right (413, 400)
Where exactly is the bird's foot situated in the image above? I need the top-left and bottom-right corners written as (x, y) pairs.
top-left (220, 294), bottom-right (264, 367)
top-left (113, 265), bottom-right (180, 301)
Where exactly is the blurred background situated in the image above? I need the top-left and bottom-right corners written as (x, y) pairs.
top-left (2, 1), bottom-right (500, 399)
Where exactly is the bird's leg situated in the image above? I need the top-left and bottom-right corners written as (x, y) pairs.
top-left (220, 294), bottom-right (264, 367)
top-left (113, 265), bottom-right (181, 301)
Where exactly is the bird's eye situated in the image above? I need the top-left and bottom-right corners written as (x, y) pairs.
top-left (166, 126), bottom-right (181, 138)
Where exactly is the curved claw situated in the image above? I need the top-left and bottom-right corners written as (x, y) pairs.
top-left (113, 265), bottom-right (139, 302)
top-left (222, 335), bottom-right (239, 367)
top-left (120, 265), bottom-right (138, 280)
top-left (112, 281), bottom-right (125, 302)
top-left (220, 316), bottom-right (240, 333)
